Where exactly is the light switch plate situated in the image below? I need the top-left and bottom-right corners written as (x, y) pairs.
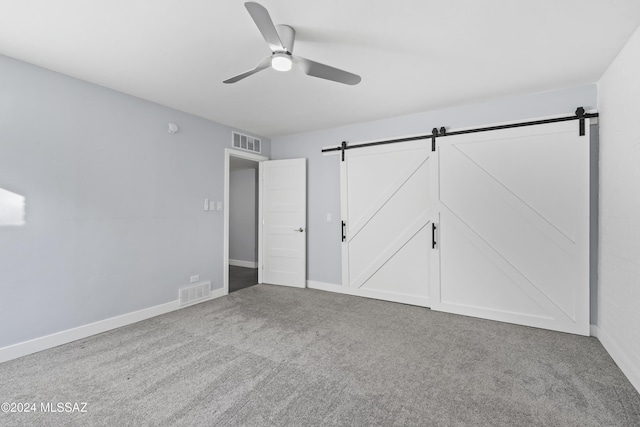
top-left (190, 275), bottom-right (200, 283)
top-left (209, 200), bottom-right (216, 211)
top-left (327, 213), bottom-right (332, 222)
top-left (217, 201), bottom-right (223, 211)
top-left (203, 198), bottom-right (209, 211)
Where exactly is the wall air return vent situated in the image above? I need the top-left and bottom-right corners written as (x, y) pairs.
top-left (232, 131), bottom-right (261, 154)
top-left (179, 281), bottom-right (211, 306)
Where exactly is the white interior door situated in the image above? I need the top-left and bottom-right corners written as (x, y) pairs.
top-left (261, 158), bottom-right (307, 288)
top-left (341, 139), bottom-right (436, 306)
top-left (434, 121), bottom-right (590, 335)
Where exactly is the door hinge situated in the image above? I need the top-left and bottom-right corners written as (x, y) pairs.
top-left (341, 221), bottom-right (346, 242)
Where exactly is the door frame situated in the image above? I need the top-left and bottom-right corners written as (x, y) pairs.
top-left (223, 148), bottom-right (268, 295)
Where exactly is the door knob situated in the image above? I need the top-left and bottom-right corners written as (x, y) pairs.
top-left (295, 228), bottom-right (305, 232)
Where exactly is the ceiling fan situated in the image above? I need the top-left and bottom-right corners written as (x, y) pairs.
top-left (223, 2), bottom-right (361, 85)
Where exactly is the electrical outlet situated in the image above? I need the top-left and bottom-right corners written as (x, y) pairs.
top-left (190, 275), bottom-right (200, 283)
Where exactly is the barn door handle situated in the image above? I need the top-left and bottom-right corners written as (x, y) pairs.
top-left (432, 223), bottom-right (437, 249)
top-left (341, 221), bottom-right (346, 242)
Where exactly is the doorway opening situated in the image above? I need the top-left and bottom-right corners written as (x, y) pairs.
top-left (229, 156), bottom-right (259, 292)
top-left (223, 149), bottom-right (268, 294)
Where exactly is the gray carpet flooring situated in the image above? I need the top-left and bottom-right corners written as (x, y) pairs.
top-left (229, 266), bottom-right (258, 293)
top-left (1, 285), bottom-right (639, 426)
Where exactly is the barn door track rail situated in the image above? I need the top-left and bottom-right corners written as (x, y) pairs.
top-left (322, 107), bottom-right (598, 159)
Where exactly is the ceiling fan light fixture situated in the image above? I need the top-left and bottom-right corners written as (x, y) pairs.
top-left (271, 53), bottom-right (292, 72)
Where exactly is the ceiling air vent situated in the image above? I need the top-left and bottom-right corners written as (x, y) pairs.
top-left (232, 131), bottom-right (261, 154)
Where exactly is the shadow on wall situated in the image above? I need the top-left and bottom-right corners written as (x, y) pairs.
top-left (0, 187), bottom-right (26, 226)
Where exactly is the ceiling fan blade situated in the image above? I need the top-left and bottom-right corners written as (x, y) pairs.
top-left (245, 2), bottom-right (284, 52)
top-left (294, 56), bottom-right (361, 86)
top-left (223, 56), bottom-right (271, 84)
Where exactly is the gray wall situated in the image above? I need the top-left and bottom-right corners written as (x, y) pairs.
top-left (270, 84), bottom-right (597, 288)
top-left (229, 164), bottom-right (258, 263)
top-left (0, 54), bottom-right (269, 348)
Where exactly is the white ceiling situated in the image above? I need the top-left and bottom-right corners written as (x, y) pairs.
top-left (1, 1), bottom-right (639, 138)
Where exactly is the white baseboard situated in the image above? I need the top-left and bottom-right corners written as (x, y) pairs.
top-left (306, 280), bottom-right (341, 291)
top-left (306, 281), bottom-right (430, 307)
top-left (229, 259), bottom-right (258, 268)
top-left (591, 325), bottom-right (640, 395)
top-left (0, 287), bottom-right (226, 364)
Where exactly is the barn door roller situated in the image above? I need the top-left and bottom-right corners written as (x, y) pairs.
top-left (576, 107), bottom-right (586, 136)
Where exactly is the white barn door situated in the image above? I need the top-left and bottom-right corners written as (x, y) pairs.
top-left (434, 121), bottom-right (590, 335)
top-left (340, 139), bottom-right (437, 307)
top-left (339, 118), bottom-right (590, 336)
